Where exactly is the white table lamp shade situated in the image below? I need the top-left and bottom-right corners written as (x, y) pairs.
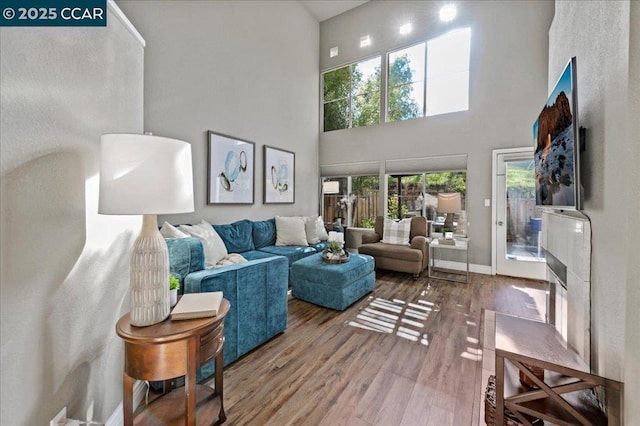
top-left (322, 181), bottom-right (340, 194)
top-left (437, 192), bottom-right (461, 213)
top-left (99, 133), bottom-right (194, 214)
top-left (98, 133), bottom-right (194, 327)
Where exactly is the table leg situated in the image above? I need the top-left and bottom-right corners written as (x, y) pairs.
top-left (465, 244), bottom-right (469, 283)
top-left (185, 337), bottom-right (197, 426)
top-left (123, 372), bottom-right (134, 426)
top-left (428, 245), bottom-right (434, 279)
top-left (496, 354), bottom-right (505, 426)
top-left (216, 344), bottom-right (226, 423)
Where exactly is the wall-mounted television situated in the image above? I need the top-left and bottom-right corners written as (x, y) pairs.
top-left (533, 57), bottom-right (581, 210)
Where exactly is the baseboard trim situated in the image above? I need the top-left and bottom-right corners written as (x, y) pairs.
top-left (105, 380), bottom-right (147, 426)
top-left (431, 260), bottom-right (492, 275)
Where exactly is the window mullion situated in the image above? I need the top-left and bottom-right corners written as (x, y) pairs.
top-left (423, 43), bottom-right (428, 117)
top-left (348, 65), bottom-right (353, 128)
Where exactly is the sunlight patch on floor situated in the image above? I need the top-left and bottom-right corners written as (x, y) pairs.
top-left (509, 284), bottom-right (547, 320)
top-left (348, 295), bottom-right (435, 346)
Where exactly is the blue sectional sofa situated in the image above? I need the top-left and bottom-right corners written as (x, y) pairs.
top-left (166, 218), bottom-right (328, 374)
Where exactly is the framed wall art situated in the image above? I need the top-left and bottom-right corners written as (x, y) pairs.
top-left (263, 145), bottom-right (294, 204)
top-left (207, 131), bottom-right (255, 204)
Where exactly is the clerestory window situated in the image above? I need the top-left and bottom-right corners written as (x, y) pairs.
top-left (323, 56), bottom-right (381, 132)
top-left (388, 27), bottom-right (471, 122)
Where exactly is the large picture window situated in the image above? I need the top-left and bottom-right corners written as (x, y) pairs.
top-left (386, 171), bottom-right (467, 234)
top-left (323, 56), bottom-right (381, 132)
top-left (322, 176), bottom-right (379, 228)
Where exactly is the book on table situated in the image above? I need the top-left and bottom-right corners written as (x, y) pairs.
top-left (171, 292), bottom-right (223, 320)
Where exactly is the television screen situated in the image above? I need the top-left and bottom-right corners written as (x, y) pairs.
top-left (533, 57), bottom-right (581, 209)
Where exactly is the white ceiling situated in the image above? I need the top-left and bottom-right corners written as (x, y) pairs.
top-left (300, 0), bottom-right (369, 22)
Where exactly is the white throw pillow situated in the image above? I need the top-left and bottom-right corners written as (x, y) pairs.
top-left (316, 216), bottom-right (330, 241)
top-left (382, 218), bottom-right (411, 245)
top-left (275, 216), bottom-right (309, 246)
top-left (179, 221), bottom-right (228, 267)
top-left (305, 216), bottom-right (322, 244)
top-left (160, 221), bottom-right (189, 239)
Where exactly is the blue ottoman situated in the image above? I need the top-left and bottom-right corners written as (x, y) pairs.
top-left (291, 253), bottom-right (375, 311)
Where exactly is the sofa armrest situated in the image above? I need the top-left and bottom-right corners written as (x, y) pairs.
top-left (184, 255), bottom-right (289, 366)
top-left (410, 235), bottom-right (429, 270)
top-left (166, 237), bottom-right (205, 291)
top-left (410, 235), bottom-right (428, 250)
top-left (184, 256), bottom-right (287, 294)
top-left (361, 231), bottom-right (381, 244)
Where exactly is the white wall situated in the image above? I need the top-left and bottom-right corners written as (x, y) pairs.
top-left (117, 0), bottom-right (320, 226)
top-left (319, 0), bottom-right (554, 266)
top-left (549, 0), bottom-right (638, 416)
top-left (0, 4), bottom-right (144, 425)
top-left (625, 0), bottom-right (640, 423)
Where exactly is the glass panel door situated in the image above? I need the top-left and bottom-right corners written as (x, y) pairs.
top-left (505, 160), bottom-right (545, 262)
top-left (495, 150), bottom-right (546, 280)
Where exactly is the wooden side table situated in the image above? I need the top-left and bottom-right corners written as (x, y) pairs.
top-left (116, 299), bottom-right (230, 426)
top-left (494, 312), bottom-right (623, 425)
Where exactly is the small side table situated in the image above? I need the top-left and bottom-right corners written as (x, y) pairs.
top-left (428, 238), bottom-right (469, 283)
top-left (494, 312), bottom-right (623, 425)
top-left (116, 299), bottom-right (230, 426)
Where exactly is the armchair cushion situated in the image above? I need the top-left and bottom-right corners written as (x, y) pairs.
top-left (358, 242), bottom-right (422, 262)
top-left (382, 218), bottom-right (411, 245)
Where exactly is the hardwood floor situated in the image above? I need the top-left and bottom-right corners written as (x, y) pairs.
top-left (210, 271), bottom-right (547, 426)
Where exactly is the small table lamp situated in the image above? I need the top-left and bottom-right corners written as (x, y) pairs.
top-left (437, 192), bottom-right (462, 230)
top-left (99, 133), bottom-right (194, 327)
top-left (322, 181), bottom-right (339, 194)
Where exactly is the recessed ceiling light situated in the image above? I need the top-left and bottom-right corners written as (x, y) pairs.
top-left (360, 35), bottom-right (371, 48)
top-left (330, 46), bottom-right (339, 58)
top-left (399, 23), bottom-right (412, 35)
top-left (439, 4), bottom-right (457, 22)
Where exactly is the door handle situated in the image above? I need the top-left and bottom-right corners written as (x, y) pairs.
top-left (498, 221), bottom-right (504, 226)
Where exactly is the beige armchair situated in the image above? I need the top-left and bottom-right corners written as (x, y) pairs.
top-left (358, 216), bottom-right (430, 279)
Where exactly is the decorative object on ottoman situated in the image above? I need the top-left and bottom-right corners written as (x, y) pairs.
top-left (322, 249), bottom-right (350, 264)
top-left (484, 375), bottom-right (543, 426)
top-left (291, 253), bottom-right (375, 311)
top-left (323, 235), bottom-right (349, 263)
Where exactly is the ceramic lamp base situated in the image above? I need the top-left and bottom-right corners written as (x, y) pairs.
top-left (129, 214), bottom-right (170, 327)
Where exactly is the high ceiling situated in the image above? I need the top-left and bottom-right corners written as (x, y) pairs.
top-left (300, 0), bottom-right (369, 22)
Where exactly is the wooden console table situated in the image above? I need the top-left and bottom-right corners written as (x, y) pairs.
top-left (494, 312), bottom-right (623, 425)
top-left (116, 299), bottom-right (230, 426)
